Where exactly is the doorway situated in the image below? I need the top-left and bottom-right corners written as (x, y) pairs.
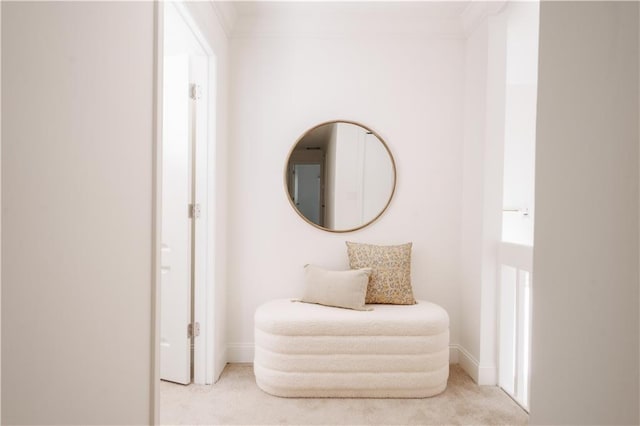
top-left (291, 163), bottom-right (323, 226)
top-left (160, 1), bottom-right (214, 386)
top-left (496, 1), bottom-right (539, 411)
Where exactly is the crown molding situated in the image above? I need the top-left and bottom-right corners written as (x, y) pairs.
top-left (461, 0), bottom-right (508, 37)
top-left (231, 16), bottom-right (466, 40)
top-left (229, 2), bottom-right (469, 39)
top-left (226, 1), bottom-right (518, 40)
top-left (209, 1), bottom-right (237, 39)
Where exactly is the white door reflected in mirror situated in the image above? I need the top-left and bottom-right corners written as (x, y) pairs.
top-left (293, 164), bottom-right (322, 226)
top-left (285, 121), bottom-right (396, 232)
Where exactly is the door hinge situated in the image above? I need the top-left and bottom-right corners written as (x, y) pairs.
top-left (190, 83), bottom-right (202, 101)
top-left (189, 203), bottom-right (201, 219)
top-left (187, 322), bottom-right (200, 339)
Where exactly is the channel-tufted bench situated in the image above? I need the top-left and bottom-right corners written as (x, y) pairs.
top-left (253, 298), bottom-right (450, 398)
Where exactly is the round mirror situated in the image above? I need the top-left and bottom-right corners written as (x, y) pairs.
top-left (285, 120), bottom-right (396, 232)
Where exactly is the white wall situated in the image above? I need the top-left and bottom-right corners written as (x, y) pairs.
top-left (327, 123), bottom-right (393, 230)
top-left (332, 123), bottom-right (374, 230)
top-left (227, 17), bottom-right (465, 361)
top-left (333, 123), bottom-right (362, 230)
top-left (0, 1), bottom-right (3, 420)
top-left (459, 5), bottom-right (508, 384)
top-left (181, 1), bottom-right (232, 381)
top-left (530, 2), bottom-right (639, 424)
top-left (325, 124), bottom-right (338, 229)
top-left (458, 1), bottom-right (540, 385)
top-left (501, 2), bottom-right (539, 245)
top-left (2, 2), bottom-right (155, 424)
top-left (460, 16), bottom-right (489, 375)
top-left (362, 131), bottom-right (394, 224)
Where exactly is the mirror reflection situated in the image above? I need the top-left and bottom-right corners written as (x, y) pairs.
top-left (285, 121), bottom-right (396, 232)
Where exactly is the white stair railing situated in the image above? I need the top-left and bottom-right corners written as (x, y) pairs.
top-left (498, 242), bottom-right (533, 410)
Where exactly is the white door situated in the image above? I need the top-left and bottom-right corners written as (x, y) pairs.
top-left (160, 54), bottom-right (192, 385)
top-left (294, 163), bottom-right (322, 225)
top-left (189, 54), bottom-right (211, 384)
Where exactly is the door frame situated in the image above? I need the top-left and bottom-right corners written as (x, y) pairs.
top-left (152, 2), bottom-right (217, 420)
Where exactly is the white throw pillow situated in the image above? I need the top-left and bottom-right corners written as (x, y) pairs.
top-left (301, 264), bottom-right (372, 311)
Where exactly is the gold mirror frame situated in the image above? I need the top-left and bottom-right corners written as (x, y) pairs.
top-left (284, 120), bottom-right (397, 233)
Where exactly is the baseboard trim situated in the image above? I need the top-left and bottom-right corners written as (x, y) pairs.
top-left (457, 345), bottom-right (497, 385)
top-left (229, 343), bottom-right (465, 365)
top-left (458, 346), bottom-right (479, 382)
top-left (227, 342), bottom-right (254, 363)
top-left (449, 344), bottom-right (460, 364)
top-left (214, 347), bottom-right (228, 383)
top-left (477, 364), bottom-right (498, 385)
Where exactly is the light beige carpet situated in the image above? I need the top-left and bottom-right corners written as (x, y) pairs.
top-left (160, 364), bottom-right (528, 425)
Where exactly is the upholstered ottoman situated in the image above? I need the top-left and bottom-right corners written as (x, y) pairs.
top-left (253, 299), bottom-right (449, 398)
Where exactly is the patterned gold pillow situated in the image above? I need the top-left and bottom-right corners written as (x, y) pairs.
top-left (345, 242), bottom-right (415, 305)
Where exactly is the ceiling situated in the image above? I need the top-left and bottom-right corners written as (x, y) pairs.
top-left (218, 1), bottom-right (487, 38)
top-left (231, 1), bottom-right (471, 19)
